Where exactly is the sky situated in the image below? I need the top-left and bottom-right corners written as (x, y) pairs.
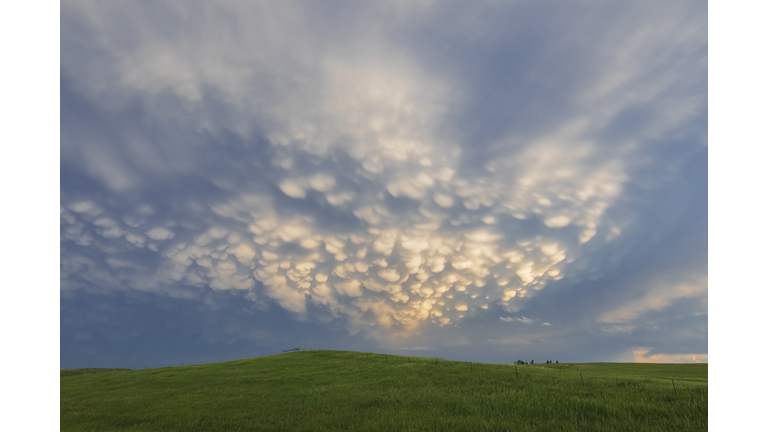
top-left (58, 0), bottom-right (708, 369)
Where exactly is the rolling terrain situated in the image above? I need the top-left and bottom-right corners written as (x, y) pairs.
top-left (61, 351), bottom-right (707, 431)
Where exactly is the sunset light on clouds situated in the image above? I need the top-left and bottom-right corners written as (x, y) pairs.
top-left (58, 0), bottom-right (708, 367)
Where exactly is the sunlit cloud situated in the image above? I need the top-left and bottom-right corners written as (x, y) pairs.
top-left (633, 348), bottom-right (708, 364)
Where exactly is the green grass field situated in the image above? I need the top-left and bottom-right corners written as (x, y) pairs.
top-left (60, 351), bottom-right (707, 431)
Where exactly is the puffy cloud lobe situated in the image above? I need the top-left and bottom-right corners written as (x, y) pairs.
top-left (387, 173), bottom-right (435, 199)
top-left (146, 227), bottom-right (174, 241)
top-left (279, 180), bottom-right (307, 199)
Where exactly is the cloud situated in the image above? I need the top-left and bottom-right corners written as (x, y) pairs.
top-left (599, 276), bottom-right (708, 324)
top-left (500, 316), bottom-right (534, 325)
top-left (601, 325), bottom-right (635, 334)
top-left (146, 227), bottom-right (174, 241)
top-left (633, 348), bottom-right (708, 364)
top-left (60, 0), bottom-right (707, 341)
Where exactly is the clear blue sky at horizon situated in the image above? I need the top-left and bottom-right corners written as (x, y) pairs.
top-left (59, 0), bottom-right (707, 369)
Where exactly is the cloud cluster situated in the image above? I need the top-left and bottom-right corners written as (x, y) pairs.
top-left (633, 348), bottom-right (707, 364)
top-left (60, 0), bottom-right (707, 340)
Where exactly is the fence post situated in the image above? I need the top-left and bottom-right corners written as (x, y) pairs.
top-left (580, 371), bottom-right (584, 387)
top-left (671, 378), bottom-right (677, 395)
top-left (515, 364), bottom-right (518, 378)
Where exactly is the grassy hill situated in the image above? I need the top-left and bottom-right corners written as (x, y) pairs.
top-left (60, 350), bottom-right (707, 431)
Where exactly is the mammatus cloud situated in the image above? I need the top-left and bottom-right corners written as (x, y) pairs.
top-left (633, 348), bottom-right (707, 364)
top-left (61, 0), bottom-right (707, 341)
